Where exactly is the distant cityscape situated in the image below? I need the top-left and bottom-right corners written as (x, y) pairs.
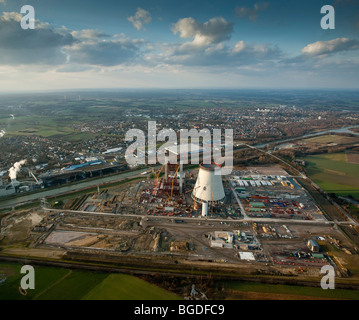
top-left (1, 91), bottom-right (358, 190)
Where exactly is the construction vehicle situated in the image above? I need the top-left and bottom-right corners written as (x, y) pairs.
top-left (290, 249), bottom-right (300, 257)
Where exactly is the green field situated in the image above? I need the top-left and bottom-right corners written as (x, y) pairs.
top-left (0, 262), bottom-right (70, 300)
top-left (302, 153), bottom-right (359, 200)
top-left (82, 274), bottom-right (181, 300)
top-left (0, 262), bottom-right (181, 300)
top-left (0, 113), bottom-right (102, 142)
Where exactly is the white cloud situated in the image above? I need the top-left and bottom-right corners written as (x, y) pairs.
top-left (1, 9), bottom-right (357, 90)
top-left (157, 38), bottom-right (281, 69)
top-left (171, 17), bottom-right (233, 47)
top-left (301, 38), bottom-right (359, 56)
top-left (0, 12), bottom-right (75, 65)
top-left (165, 17), bottom-right (280, 69)
top-left (71, 29), bottom-right (109, 41)
top-left (128, 8), bottom-right (152, 31)
top-left (0, 12), bottom-right (146, 68)
top-left (65, 37), bottom-right (147, 67)
top-left (1, 12), bottom-right (21, 21)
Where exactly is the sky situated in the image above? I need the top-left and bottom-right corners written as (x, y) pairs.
top-left (0, 0), bottom-right (358, 91)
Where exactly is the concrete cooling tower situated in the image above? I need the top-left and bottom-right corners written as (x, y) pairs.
top-left (192, 163), bottom-right (225, 206)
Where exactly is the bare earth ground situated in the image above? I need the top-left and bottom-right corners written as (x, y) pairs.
top-left (1, 247), bottom-right (66, 259)
top-left (224, 290), bottom-right (340, 300)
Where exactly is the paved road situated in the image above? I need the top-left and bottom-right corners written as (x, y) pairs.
top-left (45, 207), bottom-right (335, 226)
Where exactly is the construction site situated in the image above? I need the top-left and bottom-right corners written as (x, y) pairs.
top-left (230, 166), bottom-right (325, 221)
top-left (59, 164), bottom-right (324, 224)
top-left (63, 161), bottom-right (240, 219)
top-left (2, 160), bottom-right (359, 282)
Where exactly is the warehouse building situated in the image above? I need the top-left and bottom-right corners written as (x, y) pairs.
top-left (307, 239), bottom-right (320, 253)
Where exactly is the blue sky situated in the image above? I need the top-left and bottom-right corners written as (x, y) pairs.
top-left (0, 0), bottom-right (358, 91)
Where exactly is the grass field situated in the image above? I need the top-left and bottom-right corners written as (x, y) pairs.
top-left (0, 114), bottom-right (100, 142)
top-left (0, 262), bottom-right (181, 300)
top-left (82, 274), bottom-right (182, 300)
top-left (302, 135), bottom-right (359, 146)
top-left (302, 153), bottom-right (359, 199)
top-left (0, 262), bottom-right (70, 300)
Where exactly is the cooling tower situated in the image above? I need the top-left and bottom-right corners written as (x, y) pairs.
top-left (192, 163), bottom-right (225, 205)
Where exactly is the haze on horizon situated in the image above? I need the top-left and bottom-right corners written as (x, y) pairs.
top-left (0, 0), bottom-right (359, 92)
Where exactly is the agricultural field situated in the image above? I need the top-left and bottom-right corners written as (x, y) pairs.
top-left (82, 274), bottom-right (182, 300)
top-left (0, 114), bottom-right (96, 142)
top-left (0, 262), bottom-right (181, 300)
top-left (220, 281), bottom-right (359, 300)
top-left (301, 134), bottom-right (359, 147)
top-left (302, 153), bottom-right (359, 200)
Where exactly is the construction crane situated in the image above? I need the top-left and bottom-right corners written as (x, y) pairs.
top-left (169, 165), bottom-right (180, 201)
top-left (153, 164), bottom-right (165, 196)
